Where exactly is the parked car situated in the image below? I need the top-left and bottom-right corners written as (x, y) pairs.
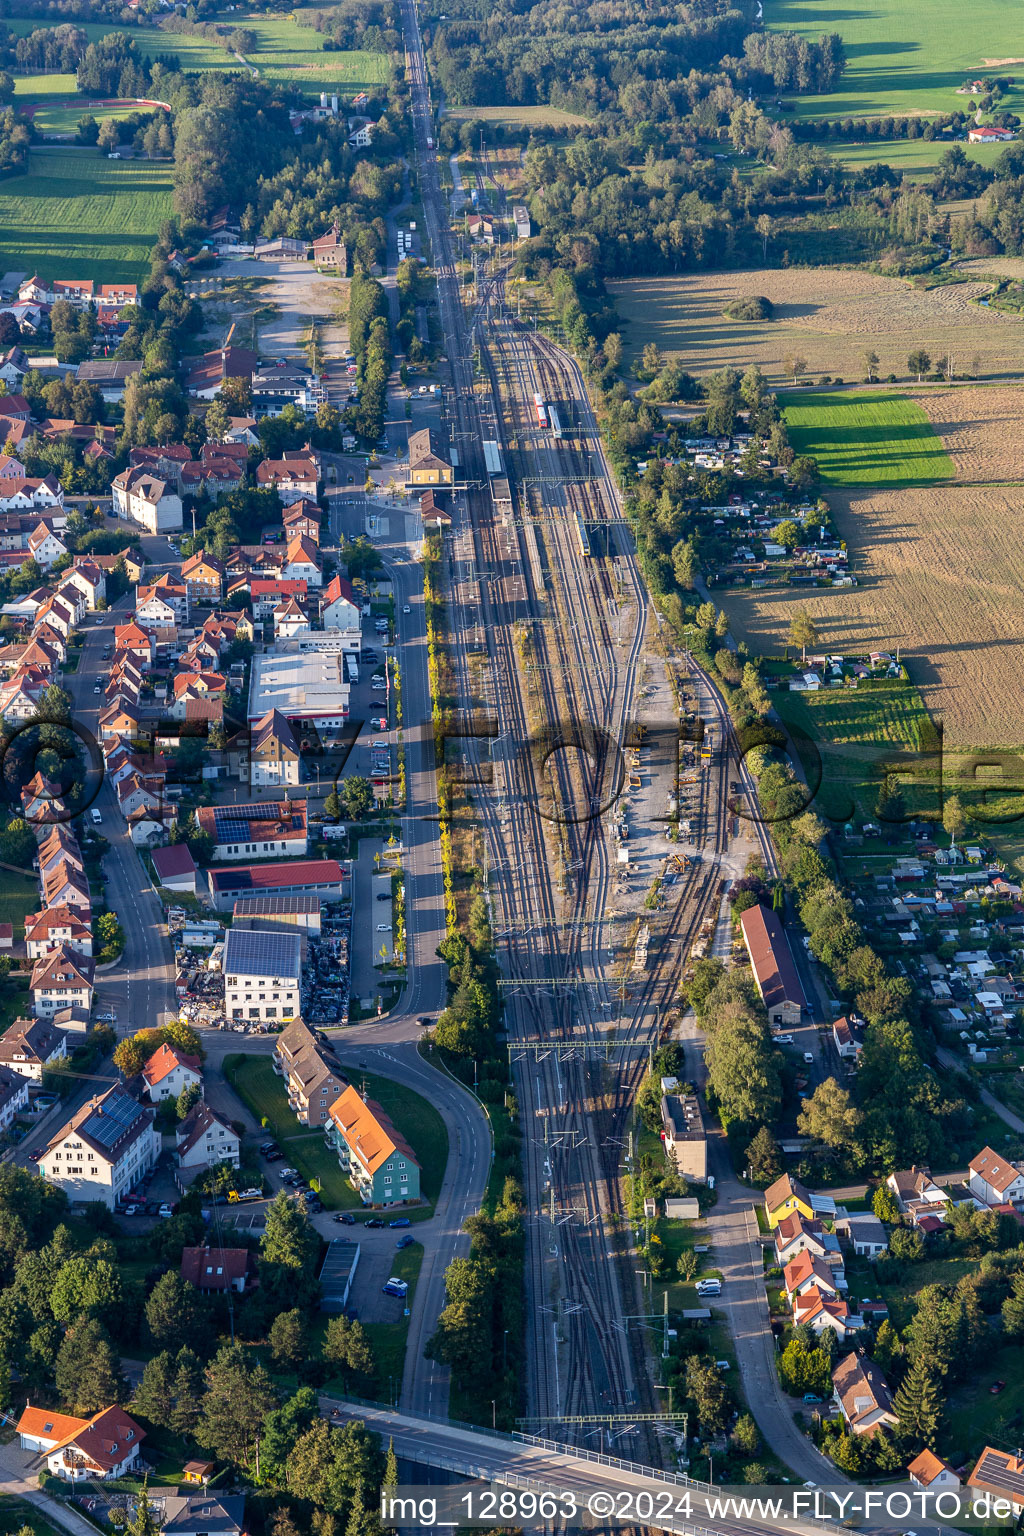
top-left (376, 923), bottom-right (392, 932)
top-left (382, 1278), bottom-right (408, 1298)
top-left (365, 1218), bottom-right (385, 1229)
top-left (389, 1217), bottom-right (411, 1228)
top-left (158, 1203), bottom-right (175, 1219)
top-left (396, 1233), bottom-right (415, 1249)
top-left (335, 1212), bottom-right (357, 1225)
top-left (402, 604), bottom-right (411, 614)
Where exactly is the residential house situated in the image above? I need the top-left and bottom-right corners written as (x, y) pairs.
top-left (112, 468), bottom-right (183, 534)
top-left (113, 621), bottom-right (154, 665)
top-left (137, 572), bottom-right (189, 625)
top-left (274, 1018), bottom-right (346, 1124)
top-left (282, 499), bottom-right (321, 542)
top-left (783, 1250), bottom-right (845, 1305)
top-left (773, 1211), bottom-right (845, 1274)
top-left (968, 1448), bottom-right (1024, 1513)
top-left (833, 1015), bottom-right (864, 1060)
top-left (834, 1211), bottom-right (889, 1258)
top-left (31, 944), bottom-right (94, 1017)
top-left (141, 1042), bottom-right (203, 1102)
top-left (98, 699), bottom-right (142, 743)
top-left (0, 1064), bottom-right (29, 1129)
top-left (176, 1101), bottom-right (240, 1170)
top-left (406, 427), bottom-right (453, 487)
top-left (792, 1289), bottom-right (860, 1338)
top-left (273, 596), bottom-right (310, 637)
top-left (16, 1404), bottom-right (145, 1482)
top-left (740, 904), bottom-right (807, 1027)
top-left (765, 1173), bottom-right (814, 1229)
top-left (247, 709), bottom-right (301, 787)
top-left (223, 925), bottom-right (302, 1024)
top-left (321, 573), bottom-right (360, 631)
top-left (256, 452), bottom-right (320, 502)
top-left (26, 520), bottom-right (67, 569)
top-left (283, 533), bottom-right (321, 587)
top-left (184, 345), bottom-right (259, 400)
top-left (908, 1450), bottom-right (960, 1490)
top-left (311, 222), bottom-right (347, 271)
top-left (0, 346), bottom-right (29, 388)
top-left (886, 1165), bottom-right (951, 1218)
top-left (153, 1494), bottom-right (245, 1536)
top-left (150, 844), bottom-right (198, 894)
top-left (832, 1353), bottom-right (898, 1437)
top-left (38, 1084), bottom-right (159, 1208)
top-left (182, 550), bottom-right (225, 606)
top-left (65, 559), bottom-right (106, 609)
top-left (41, 860), bottom-right (90, 913)
top-left (195, 800), bottom-right (308, 862)
top-left (25, 906), bottom-right (93, 958)
top-left (0, 1017), bottom-right (67, 1081)
top-left (327, 1084), bottom-right (422, 1206)
top-left (969, 1146), bottom-right (1024, 1208)
top-left (180, 1246), bottom-right (255, 1294)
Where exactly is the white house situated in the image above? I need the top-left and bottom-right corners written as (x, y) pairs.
top-left (17, 1404), bottom-right (145, 1481)
top-left (141, 1041), bottom-right (203, 1102)
top-left (0, 1063), bottom-right (29, 1129)
top-left (969, 1145), bottom-right (1024, 1208)
top-left (30, 943), bottom-right (94, 1017)
top-left (112, 467), bottom-right (183, 534)
top-left (909, 1450), bottom-right (961, 1490)
top-left (321, 573), bottom-right (360, 632)
top-left (176, 1100), bottom-right (241, 1170)
top-left (0, 1016), bottom-right (68, 1081)
top-left (38, 1084), bottom-right (159, 1209)
top-left (224, 926), bottom-right (302, 1024)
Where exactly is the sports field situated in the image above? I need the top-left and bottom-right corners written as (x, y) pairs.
top-left (782, 390), bottom-right (956, 485)
top-left (768, 0), bottom-right (1024, 120)
top-left (21, 96), bottom-right (163, 136)
top-left (0, 146), bottom-right (173, 283)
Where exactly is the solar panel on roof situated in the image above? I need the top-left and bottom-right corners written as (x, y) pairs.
top-left (82, 1089), bottom-right (140, 1148)
top-left (224, 926), bottom-right (300, 978)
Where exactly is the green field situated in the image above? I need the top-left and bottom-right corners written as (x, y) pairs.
top-left (782, 390), bottom-right (956, 485)
top-left (444, 103), bottom-right (591, 127)
top-left (769, 0), bottom-right (1024, 121)
top-left (0, 146), bottom-right (172, 283)
top-left (833, 137), bottom-right (1010, 178)
top-left (0, 871), bottom-right (42, 939)
top-left (3, 12), bottom-right (387, 98)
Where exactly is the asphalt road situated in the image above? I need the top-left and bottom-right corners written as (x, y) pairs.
top-left (201, 1029), bottom-right (491, 1418)
top-left (64, 597), bottom-right (176, 1033)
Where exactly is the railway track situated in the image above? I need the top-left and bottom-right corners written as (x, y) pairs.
top-left (401, 0), bottom-right (740, 1464)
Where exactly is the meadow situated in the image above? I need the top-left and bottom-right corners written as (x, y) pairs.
top-left (2, 10), bottom-right (388, 96)
top-left (608, 266), bottom-right (1024, 383)
top-left (831, 138), bottom-right (1009, 178)
top-left (782, 390), bottom-right (955, 485)
top-left (444, 103), bottom-right (590, 127)
top-left (0, 146), bottom-right (172, 282)
top-left (767, 0), bottom-right (1024, 121)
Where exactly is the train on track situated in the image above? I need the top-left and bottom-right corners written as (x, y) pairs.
top-left (532, 393), bottom-right (564, 437)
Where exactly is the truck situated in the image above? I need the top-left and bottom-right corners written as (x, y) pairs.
top-left (227, 1187), bottom-right (264, 1204)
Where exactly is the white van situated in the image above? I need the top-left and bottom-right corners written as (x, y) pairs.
top-left (90, 808), bottom-right (102, 825)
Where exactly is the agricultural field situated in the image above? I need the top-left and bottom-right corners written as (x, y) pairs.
top-left (0, 146), bottom-right (172, 283)
top-left (609, 267), bottom-right (1024, 384)
top-left (905, 384), bottom-right (1024, 481)
top-left (443, 103), bottom-right (591, 127)
top-left (782, 390), bottom-right (955, 486)
top-left (721, 480), bottom-right (1024, 750)
top-left (768, 0), bottom-right (1024, 121)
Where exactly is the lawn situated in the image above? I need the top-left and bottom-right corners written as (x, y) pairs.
top-left (0, 147), bottom-right (173, 284)
top-left (358, 1243), bottom-right (424, 1403)
top-left (0, 979), bottom-right (31, 1036)
top-left (769, 0), bottom-right (1024, 122)
top-left (444, 103), bottom-right (591, 128)
top-left (223, 1053), bottom-right (447, 1212)
top-left (946, 1341), bottom-right (1024, 1461)
top-left (0, 872), bottom-right (42, 940)
top-left (11, 72), bottom-right (79, 98)
top-left (782, 390), bottom-right (956, 486)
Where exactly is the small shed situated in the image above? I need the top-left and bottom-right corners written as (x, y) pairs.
top-left (664, 1197), bottom-right (700, 1220)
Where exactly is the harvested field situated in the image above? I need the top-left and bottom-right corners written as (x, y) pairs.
top-left (609, 268), bottom-right (1024, 383)
top-left (719, 484), bottom-right (1024, 749)
top-left (906, 386), bottom-right (1024, 482)
top-left (957, 257), bottom-right (1024, 282)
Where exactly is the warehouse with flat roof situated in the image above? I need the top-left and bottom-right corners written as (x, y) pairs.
top-left (247, 639), bottom-right (357, 728)
top-left (206, 859), bottom-right (347, 911)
